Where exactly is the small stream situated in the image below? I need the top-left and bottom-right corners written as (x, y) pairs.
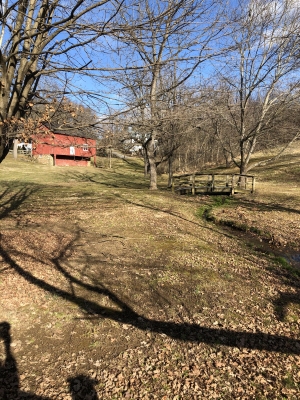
top-left (290, 254), bottom-right (300, 263)
top-left (221, 225), bottom-right (300, 270)
top-left (285, 253), bottom-right (300, 268)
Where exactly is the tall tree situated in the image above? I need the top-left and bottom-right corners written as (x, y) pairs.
top-left (0, 0), bottom-right (123, 163)
top-left (109, 0), bottom-right (224, 189)
top-left (32, 96), bottom-right (101, 138)
top-left (211, 0), bottom-right (300, 174)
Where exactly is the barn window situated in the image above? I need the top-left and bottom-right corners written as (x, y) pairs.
top-left (83, 144), bottom-right (88, 151)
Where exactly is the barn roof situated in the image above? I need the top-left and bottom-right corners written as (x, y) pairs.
top-left (41, 122), bottom-right (97, 140)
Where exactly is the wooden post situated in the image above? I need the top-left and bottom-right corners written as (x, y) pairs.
top-left (252, 176), bottom-right (256, 193)
top-left (207, 174), bottom-right (211, 192)
top-left (231, 175), bottom-right (235, 195)
top-left (211, 174), bottom-right (215, 192)
top-left (192, 173), bottom-right (195, 195)
top-left (109, 148), bottom-right (112, 168)
top-left (13, 139), bottom-right (18, 159)
top-left (172, 176), bottom-right (175, 193)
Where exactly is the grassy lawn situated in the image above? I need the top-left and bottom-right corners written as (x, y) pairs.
top-left (1, 151), bottom-right (300, 399)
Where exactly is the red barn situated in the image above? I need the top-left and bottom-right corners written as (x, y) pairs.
top-left (31, 126), bottom-right (97, 167)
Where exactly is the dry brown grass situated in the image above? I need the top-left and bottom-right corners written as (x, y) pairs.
top-left (0, 151), bottom-right (300, 399)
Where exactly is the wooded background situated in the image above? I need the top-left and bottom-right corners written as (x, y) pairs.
top-left (1, 0), bottom-right (300, 188)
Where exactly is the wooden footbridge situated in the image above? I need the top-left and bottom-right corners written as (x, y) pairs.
top-left (171, 173), bottom-right (255, 195)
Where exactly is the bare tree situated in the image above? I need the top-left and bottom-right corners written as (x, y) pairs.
top-left (108, 0), bottom-right (225, 189)
top-left (210, 0), bottom-right (300, 175)
top-left (0, 0), bottom-right (124, 163)
top-left (31, 95), bottom-right (101, 138)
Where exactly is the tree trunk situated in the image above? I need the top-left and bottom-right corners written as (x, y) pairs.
top-left (168, 155), bottom-right (173, 188)
top-left (143, 150), bottom-right (149, 177)
top-left (146, 137), bottom-right (158, 190)
top-left (0, 127), bottom-right (11, 163)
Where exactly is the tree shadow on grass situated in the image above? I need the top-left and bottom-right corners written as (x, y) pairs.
top-left (61, 170), bottom-right (149, 190)
top-left (269, 263), bottom-right (300, 322)
top-left (274, 291), bottom-right (300, 321)
top-left (0, 187), bottom-right (37, 220)
top-left (236, 198), bottom-right (300, 216)
top-left (1, 186), bottom-right (299, 354)
top-left (0, 235), bottom-right (299, 356)
top-left (1, 186), bottom-right (300, 397)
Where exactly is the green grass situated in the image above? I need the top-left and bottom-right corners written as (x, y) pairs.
top-left (273, 256), bottom-right (290, 268)
top-left (211, 195), bottom-right (234, 207)
top-left (272, 256), bottom-right (300, 278)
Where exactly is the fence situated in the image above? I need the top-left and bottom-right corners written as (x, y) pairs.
top-left (171, 173), bottom-right (255, 195)
top-left (9, 149), bottom-right (31, 156)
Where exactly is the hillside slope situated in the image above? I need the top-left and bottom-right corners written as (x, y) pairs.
top-left (0, 150), bottom-right (299, 398)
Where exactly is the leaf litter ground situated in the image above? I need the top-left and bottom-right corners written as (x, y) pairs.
top-left (1, 155), bottom-right (300, 399)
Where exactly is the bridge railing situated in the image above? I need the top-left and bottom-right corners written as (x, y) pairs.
top-left (171, 173), bottom-right (255, 195)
